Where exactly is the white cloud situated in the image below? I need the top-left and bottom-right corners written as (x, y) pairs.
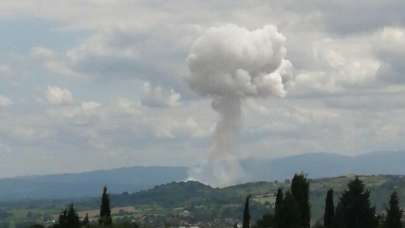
top-left (0, 95), bottom-right (12, 108)
top-left (292, 37), bottom-right (381, 94)
top-left (2, 0), bottom-right (405, 178)
top-left (0, 65), bottom-right (12, 79)
top-left (46, 86), bottom-right (74, 105)
top-left (114, 97), bottom-right (142, 115)
top-left (32, 47), bottom-right (84, 78)
top-left (373, 27), bottom-right (405, 84)
top-left (141, 83), bottom-right (181, 108)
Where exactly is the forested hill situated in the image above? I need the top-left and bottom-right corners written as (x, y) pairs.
top-left (107, 175), bottom-right (405, 221)
top-left (1, 151), bottom-right (405, 201)
top-left (1, 175), bottom-right (405, 225)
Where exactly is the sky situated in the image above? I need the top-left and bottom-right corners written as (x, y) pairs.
top-left (1, 0), bottom-right (405, 178)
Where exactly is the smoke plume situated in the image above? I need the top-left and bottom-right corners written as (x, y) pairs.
top-left (187, 24), bottom-right (293, 186)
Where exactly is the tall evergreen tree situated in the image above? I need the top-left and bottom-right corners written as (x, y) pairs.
top-left (274, 188), bottom-right (284, 228)
top-left (384, 191), bottom-right (402, 228)
top-left (280, 191), bottom-right (301, 228)
top-left (243, 195), bottom-right (251, 228)
top-left (67, 204), bottom-right (80, 228)
top-left (56, 204), bottom-right (80, 228)
top-left (99, 186), bottom-right (112, 226)
top-left (324, 189), bottom-right (334, 228)
top-left (333, 177), bottom-right (378, 228)
top-left (58, 208), bottom-right (68, 228)
top-left (291, 173), bottom-right (311, 228)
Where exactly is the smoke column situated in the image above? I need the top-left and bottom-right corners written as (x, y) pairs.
top-left (187, 24), bottom-right (293, 186)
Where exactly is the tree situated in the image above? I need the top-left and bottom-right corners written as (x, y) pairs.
top-left (333, 177), bottom-right (378, 228)
top-left (243, 195), bottom-right (251, 228)
top-left (67, 204), bottom-right (80, 228)
top-left (291, 173), bottom-right (311, 228)
top-left (274, 188), bottom-right (284, 228)
top-left (58, 208), bottom-right (68, 228)
top-left (384, 191), bottom-right (402, 228)
top-left (56, 204), bottom-right (80, 228)
top-left (280, 191), bottom-right (301, 228)
top-left (254, 214), bottom-right (274, 228)
top-left (99, 186), bottom-right (112, 226)
top-left (324, 189), bottom-right (334, 228)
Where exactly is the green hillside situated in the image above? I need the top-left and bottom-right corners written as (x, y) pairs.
top-left (1, 175), bottom-right (405, 227)
top-left (106, 175), bottom-right (405, 224)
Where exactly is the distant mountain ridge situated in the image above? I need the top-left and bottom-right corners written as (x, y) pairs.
top-left (0, 166), bottom-right (188, 201)
top-left (1, 151), bottom-right (405, 201)
top-left (243, 151), bottom-right (405, 181)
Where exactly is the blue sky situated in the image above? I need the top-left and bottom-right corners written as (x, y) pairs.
top-left (1, 0), bottom-right (405, 178)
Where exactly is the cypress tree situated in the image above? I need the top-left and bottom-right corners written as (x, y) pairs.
top-left (67, 204), bottom-right (80, 228)
top-left (384, 191), bottom-right (402, 228)
top-left (324, 189), bottom-right (334, 228)
top-left (243, 195), bottom-right (251, 228)
top-left (280, 191), bottom-right (301, 228)
top-left (274, 188), bottom-right (284, 228)
top-left (58, 208), bottom-right (68, 228)
top-left (57, 204), bottom-right (80, 228)
top-left (99, 186), bottom-right (112, 226)
top-left (291, 173), bottom-right (311, 228)
top-left (333, 177), bottom-right (378, 228)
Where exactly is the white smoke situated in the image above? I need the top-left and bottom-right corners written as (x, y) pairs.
top-left (187, 24), bottom-right (293, 186)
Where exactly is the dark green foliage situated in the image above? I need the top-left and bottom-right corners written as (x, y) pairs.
top-left (324, 189), bottom-right (334, 228)
top-left (333, 177), bottom-right (378, 228)
top-left (30, 225), bottom-right (45, 228)
top-left (274, 188), bottom-right (284, 228)
top-left (107, 222), bottom-right (139, 228)
top-left (87, 224), bottom-right (139, 228)
top-left (243, 195), bottom-right (251, 228)
top-left (291, 173), bottom-right (311, 228)
top-left (279, 191), bottom-right (301, 228)
top-left (99, 186), bottom-right (112, 226)
top-left (383, 191), bottom-right (402, 228)
top-left (256, 189), bottom-right (300, 228)
top-left (253, 213), bottom-right (274, 228)
top-left (255, 178), bottom-right (306, 228)
top-left (67, 204), bottom-right (81, 228)
top-left (55, 204), bottom-right (80, 228)
top-left (113, 181), bottom-right (215, 207)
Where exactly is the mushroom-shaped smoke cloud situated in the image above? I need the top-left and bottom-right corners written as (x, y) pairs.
top-left (187, 24), bottom-right (293, 186)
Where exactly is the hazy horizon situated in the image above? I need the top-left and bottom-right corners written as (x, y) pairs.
top-left (0, 150), bottom-right (402, 180)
